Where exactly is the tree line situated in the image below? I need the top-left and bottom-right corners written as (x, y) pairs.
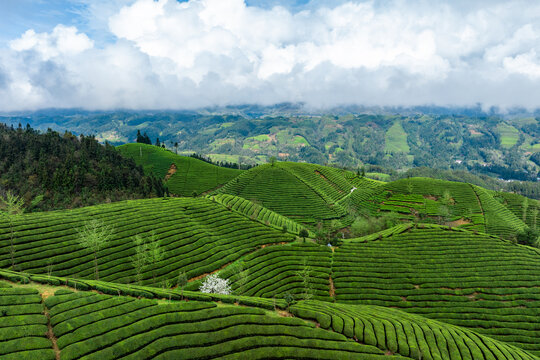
top-left (0, 123), bottom-right (165, 211)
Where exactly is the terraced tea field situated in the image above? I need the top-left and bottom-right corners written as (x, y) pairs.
top-left (1, 158), bottom-right (539, 359)
top-left (0, 287), bottom-right (55, 360)
top-left (292, 301), bottom-right (537, 360)
top-left (333, 226), bottom-right (540, 355)
top-left (117, 143), bottom-right (242, 196)
top-left (0, 198), bottom-right (294, 286)
top-left (1, 275), bottom-right (538, 360)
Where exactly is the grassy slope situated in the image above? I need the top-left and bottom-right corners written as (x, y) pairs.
top-left (498, 123), bottom-right (520, 148)
top-left (385, 120), bottom-right (410, 153)
top-left (0, 275), bottom-right (536, 360)
top-left (117, 143), bottom-right (242, 196)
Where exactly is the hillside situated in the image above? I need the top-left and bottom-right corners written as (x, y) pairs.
top-left (216, 162), bottom-right (534, 239)
top-left (2, 194), bottom-right (540, 356)
top-left (0, 271), bottom-right (537, 360)
top-left (0, 153), bottom-right (539, 359)
top-left (0, 198), bottom-right (294, 286)
top-left (117, 143), bottom-right (242, 196)
top-left (0, 123), bottom-right (164, 211)
top-left (215, 162), bottom-right (364, 227)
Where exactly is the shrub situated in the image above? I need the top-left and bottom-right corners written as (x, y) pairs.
top-left (516, 228), bottom-right (539, 247)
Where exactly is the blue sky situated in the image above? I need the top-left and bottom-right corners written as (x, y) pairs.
top-left (2, 0), bottom-right (540, 111)
top-left (0, 1), bottom-right (85, 44)
top-left (0, 0), bottom-right (313, 45)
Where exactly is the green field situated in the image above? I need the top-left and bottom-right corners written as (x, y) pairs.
top-left (497, 123), bottom-right (520, 148)
top-left (117, 143), bottom-right (242, 196)
top-left (385, 121), bottom-right (410, 153)
top-left (247, 134), bottom-right (271, 142)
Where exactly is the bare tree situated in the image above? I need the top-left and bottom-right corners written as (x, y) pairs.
top-left (131, 234), bottom-right (148, 285)
top-left (296, 259), bottom-right (313, 300)
top-left (146, 232), bottom-right (165, 286)
top-left (0, 191), bottom-right (24, 270)
top-left (77, 219), bottom-right (114, 280)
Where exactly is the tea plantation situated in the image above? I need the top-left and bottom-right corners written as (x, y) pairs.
top-left (216, 163), bottom-right (532, 238)
top-left (1, 160), bottom-right (539, 359)
top-left (117, 143), bottom-right (242, 196)
top-left (0, 274), bottom-right (537, 360)
top-left (0, 197), bottom-right (294, 286)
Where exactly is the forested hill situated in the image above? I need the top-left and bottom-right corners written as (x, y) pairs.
top-left (2, 110), bottom-right (538, 184)
top-left (0, 123), bottom-right (164, 211)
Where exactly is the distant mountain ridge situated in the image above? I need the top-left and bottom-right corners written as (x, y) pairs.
top-left (1, 109), bottom-right (537, 185)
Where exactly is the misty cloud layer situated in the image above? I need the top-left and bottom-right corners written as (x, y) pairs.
top-left (2, 0), bottom-right (540, 111)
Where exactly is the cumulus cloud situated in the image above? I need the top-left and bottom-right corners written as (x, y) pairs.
top-left (3, 0), bottom-right (540, 111)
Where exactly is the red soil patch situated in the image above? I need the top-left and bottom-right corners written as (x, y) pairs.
top-left (164, 163), bottom-right (177, 181)
top-left (329, 276), bottom-right (335, 298)
top-left (448, 218), bottom-right (471, 227)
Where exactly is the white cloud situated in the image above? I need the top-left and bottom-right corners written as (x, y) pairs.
top-left (3, 0), bottom-right (540, 110)
top-left (9, 25), bottom-right (93, 60)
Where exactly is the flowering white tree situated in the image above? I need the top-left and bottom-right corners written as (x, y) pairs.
top-left (199, 274), bottom-right (231, 295)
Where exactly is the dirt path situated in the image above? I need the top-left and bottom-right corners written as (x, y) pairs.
top-left (329, 276), bottom-right (335, 298)
top-left (41, 293), bottom-right (61, 360)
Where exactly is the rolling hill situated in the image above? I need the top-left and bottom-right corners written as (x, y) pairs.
top-left (0, 197), bottom-right (294, 286)
top-left (0, 271), bottom-right (537, 360)
top-left (1, 154), bottom-right (539, 359)
top-left (117, 143), bottom-right (242, 196)
top-left (2, 195), bottom-right (540, 356)
top-left (215, 161), bottom-right (533, 239)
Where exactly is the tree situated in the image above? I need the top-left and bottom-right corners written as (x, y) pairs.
top-left (437, 205), bottom-right (450, 225)
top-left (296, 259), bottom-right (313, 300)
top-left (0, 191), bottom-right (24, 270)
top-left (155, 137), bottom-right (161, 147)
top-left (299, 229), bottom-right (309, 242)
top-left (136, 130), bottom-right (144, 143)
top-left (406, 181), bottom-right (414, 194)
top-left (522, 198), bottom-right (529, 222)
top-left (516, 228), bottom-right (539, 247)
top-left (77, 219), bottom-right (114, 280)
top-left (174, 142), bottom-right (178, 154)
top-left (199, 274), bottom-right (231, 295)
top-left (177, 271), bottom-right (188, 300)
top-left (146, 232), bottom-right (165, 286)
top-left (442, 190), bottom-right (452, 205)
top-left (142, 132), bottom-right (151, 144)
top-left (232, 262), bottom-right (249, 295)
top-left (283, 292), bottom-right (295, 311)
top-left (131, 234), bottom-right (148, 285)
top-left (269, 156), bottom-right (277, 166)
